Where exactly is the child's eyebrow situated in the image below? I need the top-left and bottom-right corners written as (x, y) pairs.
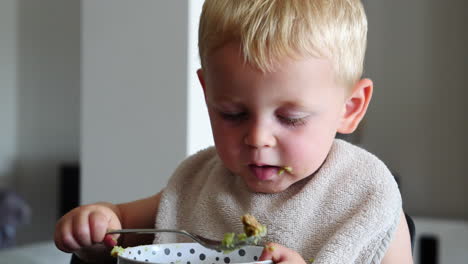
top-left (206, 98), bottom-right (245, 109)
top-left (208, 95), bottom-right (245, 105)
top-left (277, 101), bottom-right (317, 111)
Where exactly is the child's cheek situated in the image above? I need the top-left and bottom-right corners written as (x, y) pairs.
top-left (282, 135), bottom-right (323, 176)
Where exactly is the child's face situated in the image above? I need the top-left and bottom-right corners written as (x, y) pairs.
top-left (198, 43), bottom-right (355, 193)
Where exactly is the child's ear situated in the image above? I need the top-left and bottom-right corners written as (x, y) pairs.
top-left (337, 78), bottom-right (373, 134)
top-left (197, 69), bottom-right (206, 95)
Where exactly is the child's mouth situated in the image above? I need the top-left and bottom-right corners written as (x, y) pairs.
top-left (249, 165), bottom-right (279, 181)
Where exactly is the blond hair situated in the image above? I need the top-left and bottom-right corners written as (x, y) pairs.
top-left (198, 0), bottom-right (368, 87)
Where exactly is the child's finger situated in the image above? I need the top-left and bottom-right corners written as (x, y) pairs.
top-left (88, 211), bottom-right (114, 244)
top-left (258, 242), bottom-right (306, 264)
top-left (103, 234), bottom-right (118, 248)
top-left (259, 242), bottom-right (283, 262)
top-left (89, 211), bottom-right (120, 247)
top-left (55, 218), bottom-right (81, 252)
top-left (105, 211), bottom-right (123, 247)
top-left (73, 212), bottom-right (93, 247)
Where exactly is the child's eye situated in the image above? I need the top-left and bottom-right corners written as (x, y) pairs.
top-left (277, 116), bottom-right (307, 127)
top-left (220, 111), bottom-right (248, 121)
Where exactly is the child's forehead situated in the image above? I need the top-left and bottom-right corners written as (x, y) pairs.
top-left (207, 41), bottom-right (330, 70)
top-left (205, 45), bottom-right (338, 89)
top-left (205, 65), bottom-right (348, 111)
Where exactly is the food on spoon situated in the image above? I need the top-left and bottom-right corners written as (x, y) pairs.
top-left (266, 245), bottom-right (275, 252)
top-left (221, 214), bottom-right (267, 251)
top-left (242, 214), bottom-right (267, 237)
top-left (222, 232), bottom-right (236, 248)
top-left (110, 245), bottom-right (125, 257)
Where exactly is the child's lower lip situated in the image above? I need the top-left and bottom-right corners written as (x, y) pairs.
top-left (249, 165), bottom-right (278, 181)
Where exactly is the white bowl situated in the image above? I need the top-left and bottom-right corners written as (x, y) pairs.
top-left (117, 243), bottom-right (272, 264)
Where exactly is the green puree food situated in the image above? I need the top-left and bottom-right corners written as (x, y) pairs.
top-left (110, 246), bottom-right (125, 257)
top-left (221, 214), bottom-right (267, 252)
top-left (278, 166), bottom-right (293, 175)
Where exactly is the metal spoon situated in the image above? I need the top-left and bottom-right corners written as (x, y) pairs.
top-left (106, 228), bottom-right (263, 252)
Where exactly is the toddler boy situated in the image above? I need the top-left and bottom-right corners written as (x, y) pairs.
top-left (55, 0), bottom-right (413, 263)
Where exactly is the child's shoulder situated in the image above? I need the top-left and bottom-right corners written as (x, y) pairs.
top-left (331, 139), bottom-right (378, 157)
top-left (323, 139), bottom-right (401, 210)
top-left (325, 139), bottom-right (399, 193)
top-left (330, 139), bottom-right (390, 173)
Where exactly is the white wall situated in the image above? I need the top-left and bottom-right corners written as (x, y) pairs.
top-left (187, 0), bottom-right (214, 155)
top-left (82, 0), bottom-right (197, 204)
top-left (413, 217), bottom-right (468, 264)
top-left (362, 0), bottom-right (468, 219)
top-left (0, 0), bottom-right (17, 188)
top-left (14, 0), bottom-right (80, 244)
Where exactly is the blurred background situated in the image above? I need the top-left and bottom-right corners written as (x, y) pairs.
top-left (0, 0), bottom-right (467, 263)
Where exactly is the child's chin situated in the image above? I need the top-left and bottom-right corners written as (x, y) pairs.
top-left (246, 181), bottom-right (288, 194)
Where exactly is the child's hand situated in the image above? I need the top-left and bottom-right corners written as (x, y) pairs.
top-left (259, 242), bottom-right (307, 264)
top-left (54, 203), bottom-right (122, 253)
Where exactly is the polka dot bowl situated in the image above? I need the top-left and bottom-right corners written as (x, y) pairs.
top-left (117, 243), bottom-right (272, 264)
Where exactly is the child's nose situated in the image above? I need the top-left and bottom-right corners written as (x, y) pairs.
top-left (243, 120), bottom-right (276, 148)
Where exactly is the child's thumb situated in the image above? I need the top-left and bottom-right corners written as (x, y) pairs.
top-left (89, 210), bottom-right (121, 247)
top-left (104, 216), bottom-right (122, 248)
top-left (259, 242), bottom-right (306, 264)
top-left (103, 234), bottom-right (118, 248)
top-left (259, 242), bottom-right (283, 262)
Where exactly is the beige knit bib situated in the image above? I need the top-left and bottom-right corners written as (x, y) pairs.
top-left (153, 139), bottom-right (402, 263)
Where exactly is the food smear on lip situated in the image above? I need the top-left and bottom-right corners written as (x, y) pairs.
top-left (278, 166), bottom-right (293, 176)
